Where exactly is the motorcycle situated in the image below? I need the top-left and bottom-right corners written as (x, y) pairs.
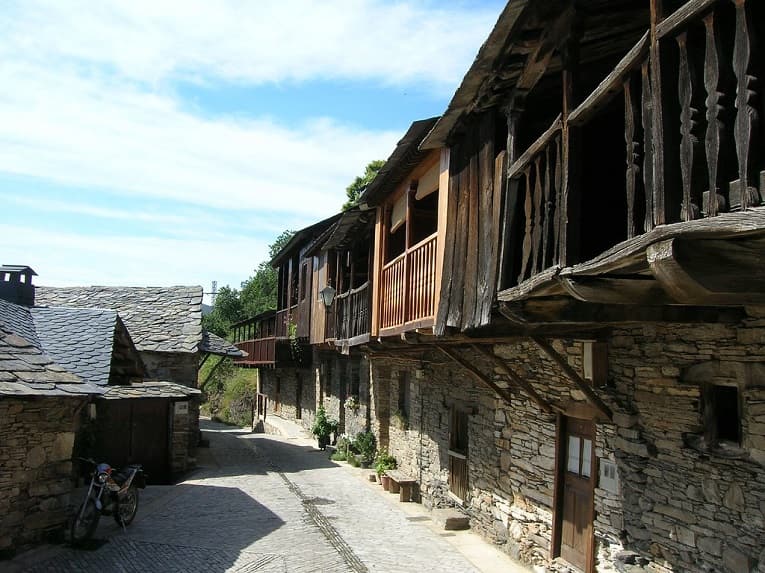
top-left (70, 458), bottom-right (147, 544)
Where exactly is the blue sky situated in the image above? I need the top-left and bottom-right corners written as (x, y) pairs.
top-left (0, 0), bottom-right (505, 301)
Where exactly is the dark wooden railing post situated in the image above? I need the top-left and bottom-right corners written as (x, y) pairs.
top-left (732, 0), bottom-right (761, 209)
top-left (703, 11), bottom-right (727, 217)
top-left (677, 31), bottom-right (703, 221)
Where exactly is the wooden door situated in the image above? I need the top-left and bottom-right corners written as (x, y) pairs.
top-left (448, 409), bottom-right (469, 501)
top-left (559, 417), bottom-right (596, 572)
top-left (130, 399), bottom-right (170, 483)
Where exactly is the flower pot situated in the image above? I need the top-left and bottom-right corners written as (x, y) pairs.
top-left (381, 475), bottom-right (391, 491)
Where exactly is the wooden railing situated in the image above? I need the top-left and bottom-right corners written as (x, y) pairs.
top-left (509, 118), bottom-right (564, 285)
top-left (506, 0), bottom-right (763, 289)
top-left (275, 308), bottom-right (293, 338)
top-left (335, 281), bottom-right (370, 343)
top-left (380, 233), bottom-right (438, 331)
top-left (234, 337), bottom-right (276, 366)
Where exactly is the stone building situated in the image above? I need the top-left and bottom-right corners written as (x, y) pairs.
top-left (232, 1), bottom-right (765, 571)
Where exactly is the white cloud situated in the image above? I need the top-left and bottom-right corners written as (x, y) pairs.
top-left (3, 0), bottom-right (498, 90)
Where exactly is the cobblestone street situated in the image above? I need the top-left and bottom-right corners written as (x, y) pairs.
top-left (10, 419), bottom-right (526, 573)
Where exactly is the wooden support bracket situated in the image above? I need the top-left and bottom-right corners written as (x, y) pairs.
top-left (200, 355), bottom-right (226, 389)
top-left (530, 336), bottom-right (612, 420)
top-left (436, 345), bottom-right (514, 407)
top-left (471, 344), bottom-right (554, 413)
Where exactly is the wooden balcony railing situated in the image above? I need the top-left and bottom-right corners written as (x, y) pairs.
top-left (507, 0), bottom-right (763, 290)
top-left (335, 281), bottom-right (370, 343)
top-left (275, 308), bottom-right (290, 338)
top-left (234, 337), bottom-right (276, 366)
top-left (380, 233), bottom-right (438, 331)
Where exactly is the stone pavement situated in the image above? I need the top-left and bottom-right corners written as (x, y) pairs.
top-left (7, 417), bottom-right (530, 573)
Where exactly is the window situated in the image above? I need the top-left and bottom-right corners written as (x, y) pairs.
top-left (299, 261), bottom-right (309, 301)
top-left (705, 384), bottom-right (741, 445)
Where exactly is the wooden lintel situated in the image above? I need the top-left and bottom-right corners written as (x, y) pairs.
top-left (500, 299), bottom-right (746, 327)
top-left (647, 237), bottom-right (765, 305)
top-left (436, 345), bottom-right (514, 407)
top-left (558, 275), bottom-right (673, 305)
top-left (471, 344), bottom-right (554, 413)
top-left (531, 336), bottom-right (612, 420)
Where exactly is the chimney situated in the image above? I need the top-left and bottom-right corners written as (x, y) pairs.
top-left (0, 265), bottom-right (37, 307)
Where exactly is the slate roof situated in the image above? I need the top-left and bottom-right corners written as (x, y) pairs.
top-left (30, 307), bottom-right (119, 386)
top-left (35, 286), bottom-right (203, 354)
top-left (201, 330), bottom-right (247, 357)
top-left (0, 298), bottom-right (39, 347)
top-left (0, 327), bottom-right (102, 397)
top-left (101, 380), bottom-right (201, 400)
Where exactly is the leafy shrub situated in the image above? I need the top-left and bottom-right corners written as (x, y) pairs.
top-left (353, 430), bottom-right (376, 462)
top-left (374, 449), bottom-right (397, 476)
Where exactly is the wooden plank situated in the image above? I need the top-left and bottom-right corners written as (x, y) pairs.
top-left (488, 150), bottom-right (507, 313)
top-left (641, 61), bottom-right (656, 231)
top-left (434, 148), bottom-right (450, 330)
top-left (436, 345), bottom-right (514, 407)
top-left (370, 208), bottom-right (384, 337)
top-left (569, 32), bottom-right (649, 126)
top-left (531, 336), bottom-right (612, 420)
top-left (497, 101), bottom-right (524, 291)
top-left (655, 0), bottom-right (719, 39)
top-left (476, 113), bottom-right (496, 328)
top-left (541, 146), bottom-right (553, 269)
top-left (625, 78), bottom-right (639, 238)
top-left (508, 117), bottom-right (563, 179)
top-left (649, 0), bottom-right (667, 226)
top-left (463, 131), bottom-right (480, 329)
top-left (435, 143), bottom-right (461, 335)
top-left (447, 144), bottom-right (471, 329)
top-left (532, 157), bottom-right (544, 275)
top-left (471, 344), bottom-right (554, 413)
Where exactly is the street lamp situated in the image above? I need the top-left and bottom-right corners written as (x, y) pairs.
top-left (319, 282), bottom-right (336, 308)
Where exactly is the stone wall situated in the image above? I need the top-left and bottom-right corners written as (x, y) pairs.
top-left (170, 398), bottom-right (199, 474)
top-left (140, 350), bottom-right (198, 387)
top-left (259, 351), bottom-right (370, 441)
top-left (369, 313), bottom-right (765, 573)
top-left (0, 396), bottom-right (86, 554)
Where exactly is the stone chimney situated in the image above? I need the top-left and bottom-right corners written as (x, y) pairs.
top-left (0, 265), bottom-right (37, 306)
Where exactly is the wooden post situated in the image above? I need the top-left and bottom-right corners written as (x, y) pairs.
top-left (560, 29), bottom-right (582, 267)
top-left (649, 0), bottom-right (667, 225)
top-left (498, 98), bottom-right (525, 291)
top-left (703, 12), bottom-right (726, 217)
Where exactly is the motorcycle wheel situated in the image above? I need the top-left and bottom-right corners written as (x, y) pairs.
top-left (114, 485), bottom-right (139, 527)
top-left (70, 499), bottom-right (100, 545)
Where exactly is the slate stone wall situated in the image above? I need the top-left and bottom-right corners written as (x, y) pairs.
top-left (0, 396), bottom-right (86, 554)
top-left (140, 351), bottom-right (197, 387)
top-left (260, 366), bottom-right (315, 430)
top-left (370, 313), bottom-right (765, 573)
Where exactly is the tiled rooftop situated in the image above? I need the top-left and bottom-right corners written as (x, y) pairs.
top-left (36, 285), bottom-right (203, 354)
top-left (201, 330), bottom-right (247, 357)
top-left (102, 380), bottom-right (201, 400)
top-left (0, 327), bottom-right (101, 397)
top-left (31, 306), bottom-right (119, 386)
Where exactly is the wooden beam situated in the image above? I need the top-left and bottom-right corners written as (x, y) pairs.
top-left (471, 344), bottom-right (554, 413)
top-left (558, 275), bottom-right (674, 305)
top-left (436, 345), bottom-right (514, 407)
top-left (530, 336), bottom-right (612, 420)
top-left (647, 237), bottom-right (765, 305)
top-left (500, 298), bottom-right (746, 326)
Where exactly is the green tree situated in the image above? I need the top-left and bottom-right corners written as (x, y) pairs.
top-left (240, 230), bottom-right (294, 318)
top-left (342, 159), bottom-right (385, 211)
top-left (203, 230), bottom-right (295, 338)
top-left (202, 285), bottom-right (243, 337)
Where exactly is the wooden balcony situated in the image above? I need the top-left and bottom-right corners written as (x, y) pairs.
top-left (502, 0), bottom-right (765, 302)
top-left (335, 281), bottom-right (370, 346)
top-left (234, 337), bottom-right (276, 366)
top-left (379, 232), bottom-right (437, 334)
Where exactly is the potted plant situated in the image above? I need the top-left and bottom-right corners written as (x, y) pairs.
top-left (311, 404), bottom-right (332, 450)
top-left (375, 449), bottom-right (397, 491)
top-left (353, 430), bottom-right (376, 468)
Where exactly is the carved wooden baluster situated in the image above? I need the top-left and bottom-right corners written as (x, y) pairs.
top-left (553, 135), bottom-right (562, 265)
top-left (677, 32), bottom-right (703, 221)
top-left (541, 145), bottom-right (553, 269)
top-left (625, 78), bottom-right (639, 238)
top-left (532, 156), bottom-right (543, 275)
top-left (641, 61), bottom-right (655, 232)
top-left (703, 12), bottom-right (726, 216)
top-left (518, 169), bottom-right (533, 284)
top-left (732, 0), bottom-right (761, 209)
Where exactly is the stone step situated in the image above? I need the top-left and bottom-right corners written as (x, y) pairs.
top-left (431, 509), bottom-right (470, 531)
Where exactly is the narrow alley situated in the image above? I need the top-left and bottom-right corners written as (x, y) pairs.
top-left (12, 419), bottom-right (526, 573)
